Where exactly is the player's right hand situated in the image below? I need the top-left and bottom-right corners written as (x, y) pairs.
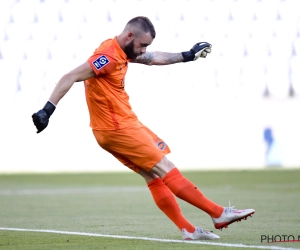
top-left (32, 101), bottom-right (56, 133)
top-left (182, 42), bottom-right (212, 62)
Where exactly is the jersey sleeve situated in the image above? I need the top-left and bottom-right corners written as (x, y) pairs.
top-left (87, 54), bottom-right (116, 76)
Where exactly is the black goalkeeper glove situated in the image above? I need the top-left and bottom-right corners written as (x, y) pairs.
top-left (32, 101), bottom-right (56, 133)
top-left (182, 42), bottom-right (212, 62)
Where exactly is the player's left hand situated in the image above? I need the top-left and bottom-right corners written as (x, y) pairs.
top-left (32, 101), bottom-right (56, 133)
top-left (32, 109), bottom-right (50, 133)
top-left (182, 42), bottom-right (212, 62)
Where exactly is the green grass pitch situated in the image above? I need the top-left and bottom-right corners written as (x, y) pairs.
top-left (0, 169), bottom-right (299, 250)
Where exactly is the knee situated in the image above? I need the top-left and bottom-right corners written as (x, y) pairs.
top-left (139, 169), bottom-right (159, 183)
top-left (151, 156), bottom-right (175, 178)
top-left (160, 156), bottom-right (175, 169)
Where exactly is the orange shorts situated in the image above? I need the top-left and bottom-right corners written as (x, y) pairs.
top-left (92, 122), bottom-right (171, 173)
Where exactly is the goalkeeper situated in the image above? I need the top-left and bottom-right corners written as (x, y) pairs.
top-left (32, 16), bottom-right (254, 240)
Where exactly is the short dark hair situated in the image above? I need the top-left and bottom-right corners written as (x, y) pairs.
top-left (127, 16), bottom-right (156, 38)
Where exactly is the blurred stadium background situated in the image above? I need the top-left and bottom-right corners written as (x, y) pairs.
top-left (0, 0), bottom-right (300, 173)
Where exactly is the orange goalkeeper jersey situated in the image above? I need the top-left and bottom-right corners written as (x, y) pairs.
top-left (85, 36), bottom-right (138, 130)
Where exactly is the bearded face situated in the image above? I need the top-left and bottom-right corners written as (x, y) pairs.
top-left (124, 39), bottom-right (138, 59)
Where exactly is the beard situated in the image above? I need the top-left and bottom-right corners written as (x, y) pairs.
top-left (124, 40), bottom-right (138, 59)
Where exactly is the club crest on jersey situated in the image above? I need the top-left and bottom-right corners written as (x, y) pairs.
top-left (92, 55), bottom-right (110, 70)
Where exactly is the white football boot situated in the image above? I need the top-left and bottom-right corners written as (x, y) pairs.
top-left (182, 227), bottom-right (220, 240)
top-left (212, 206), bottom-right (255, 230)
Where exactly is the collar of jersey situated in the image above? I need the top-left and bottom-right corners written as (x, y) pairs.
top-left (113, 36), bottom-right (128, 61)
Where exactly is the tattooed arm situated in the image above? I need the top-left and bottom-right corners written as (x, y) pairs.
top-left (130, 51), bottom-right (184, 65)
top-left (131, 42), bottom-right (212, 65)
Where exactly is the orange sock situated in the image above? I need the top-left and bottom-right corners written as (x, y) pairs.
top-left (162, 168), bottom-right (223, 218)
top-left (148, 178), bottom-right (195, 232)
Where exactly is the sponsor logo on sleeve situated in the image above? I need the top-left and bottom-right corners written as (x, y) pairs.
top-left (92, 55), bottom-right (110, 70)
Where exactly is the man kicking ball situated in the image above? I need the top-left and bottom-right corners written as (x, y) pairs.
top-left (32, 16), bottom-right (255, 240)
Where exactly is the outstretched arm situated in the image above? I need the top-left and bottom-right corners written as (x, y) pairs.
top-left (131, 42), bottom-right (212, 66)
top-left (32, 61), bottom-right (95, 133)
top-left (131, 51), bottom-right (184, 65)
top-left (49, 61), bottom-right (95, 105)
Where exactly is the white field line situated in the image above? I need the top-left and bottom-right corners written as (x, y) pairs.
top-left (0, 228), bottom-right (298, 250)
